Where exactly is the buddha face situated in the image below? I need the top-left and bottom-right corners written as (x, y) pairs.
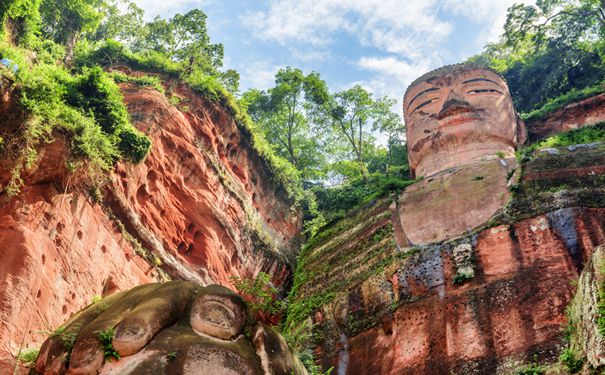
top-left (404, 67), bottom-right (526, 177)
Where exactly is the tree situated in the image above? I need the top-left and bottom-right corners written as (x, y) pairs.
top-left (470, 0), bottom-right (605, 112)
top-left (318, 85), bottom-right (401, 182)
top-left (40, 0), bottom-right (106, 63)
top-left (242, 67), bottom-right (330, 181)
top-left (142, 9), bottom-right (224, 75)
top-left (90, 0), bottom-right (145, 48)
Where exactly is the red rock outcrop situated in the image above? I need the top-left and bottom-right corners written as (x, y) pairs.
top-left (526, 92), bottom-right (605, 141)
top-left (0, 76), bottom-right (301, 367)
top-left (288, 144), bottom-right (605, 374)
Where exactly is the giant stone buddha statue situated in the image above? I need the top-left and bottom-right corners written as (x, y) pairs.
top-left (398, 63), bottom-right (527, 244)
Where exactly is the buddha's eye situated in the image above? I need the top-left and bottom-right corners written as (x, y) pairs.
top-left (468, 89), bottom-right (502, 95)
top-left (412, 98), bottom-right (437, 113)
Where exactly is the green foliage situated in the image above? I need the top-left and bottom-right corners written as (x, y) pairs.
top-left (98, 328), bottom-right (120, 361)
top-left (17, 347), bottom-right (39, 367)
top-left (109, 70), bottom-right (164, 94)
top-left (559, 348), bottom-right (584, 374)
top-left (452, 272), bottom-right (473, 285)
top-left (50, 327), bottom-right (77, 352)
top-left (471, 0), bottom-right (605, 113)
top-left (523, 83), bottom-right (605, 121)
top-left (241, 67), bottom-right (330, 182)
top-left (0, 41), bottom-right (150, 195)
top-left (519, 122), bottom-right (605, 159)
top-left (0, 0), bottom-right (41, 45)
top-left (166, 351), bottom-right (177, 360)
top-left (230, 272), bottom-right (286, 319)
top-left (311, 174), bottom-right (415, 225)
top-left (515, 362), bottom-right (546, 375)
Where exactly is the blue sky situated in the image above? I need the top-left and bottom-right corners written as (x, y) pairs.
top-left (133, 0), bottom-right (534, 114)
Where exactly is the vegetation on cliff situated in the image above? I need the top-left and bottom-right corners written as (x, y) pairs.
top-left (470, 0), bottom-right (605, 115)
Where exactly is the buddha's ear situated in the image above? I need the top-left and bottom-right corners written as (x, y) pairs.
top-left (516, 114), bottom-right (528, 147)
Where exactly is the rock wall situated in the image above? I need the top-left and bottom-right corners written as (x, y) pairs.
top-left (526, 93), bottom-right (605, 141)
top-left (0, 75), bottom-right (301, 366)
top-left (288, 144), bottom-right (605, 374)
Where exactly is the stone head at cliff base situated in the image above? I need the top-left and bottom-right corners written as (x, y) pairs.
top-left (398, 63), bottom-right (528, 245)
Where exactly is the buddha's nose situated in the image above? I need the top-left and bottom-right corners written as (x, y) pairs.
top-left (437, 89), bottom-right (473, 120)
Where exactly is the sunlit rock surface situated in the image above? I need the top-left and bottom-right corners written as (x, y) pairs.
top-left (0, 74), bottom-right (301, 366)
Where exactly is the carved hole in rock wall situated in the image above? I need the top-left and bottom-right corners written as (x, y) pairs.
top-left (56, 222), bottom-right (64, 234)
top-left (212, 128), bottom-right (217, 137)
top-left (41, 255), bottom-right (46, 264)
top-left (71, 293), bottom-right (76, 300)
top-left (36, 290), bottom-right (41, 299)
top-left (231, 164), bottom-right (245, 181)
top-left (187, 223), bottom-right (195, 233)
top-left (101, 245), bottom-right (107, 254)
top-left (77, 230), bottom-right (83, 240)
top-left (177, 242), bottom-right (187, 253)
top-left (125, 252), bottom-right (131, 262)
top-left (252, 193), bottom-right (257, 203)
top-left (62, 305), bottom-right (67, 315)
top-left (229, 133), bottom-right (237, 141)
top-left (229, 147), bottom-right (238, 159)
top-left (186, 244), bottom-right (194, 256)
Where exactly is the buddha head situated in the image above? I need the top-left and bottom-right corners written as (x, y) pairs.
top-left (403, 63), bottom-right (527, 178)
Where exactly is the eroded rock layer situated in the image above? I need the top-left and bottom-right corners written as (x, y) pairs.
top-left (0, 77), bottom-right (301, 365)
top-left (527, 93), bottom-right (605, 141)
top-left (289, 144), bottom-right (605, 374)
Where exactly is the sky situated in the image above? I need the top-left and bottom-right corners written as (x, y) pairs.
top-left (132, 0), bottom-right (535, 117)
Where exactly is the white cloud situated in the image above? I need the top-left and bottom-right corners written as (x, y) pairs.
top-left (238, 60), bottom-right (280, 91)
top-left (443, 0), bottom-right (536, 44)
top-left (243, 0), bottom-right (453, 60)
top-left (131, 0), bottom-right (213, 20)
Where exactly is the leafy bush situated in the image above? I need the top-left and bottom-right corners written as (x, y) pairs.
top-left (518, 122), bottom-right (605, 161)
top-left (98, 328), bottom-right (120, 361)
top-left (230, 272), bottom-right (286, 320)
top-left (17, 347), bottom-right (39, 367)
top-left (0, 42), bottom-right (150, 195)
top-left (559, 348), bottom-right (583, 374)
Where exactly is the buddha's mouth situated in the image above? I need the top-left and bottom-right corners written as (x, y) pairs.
top-left (438, 112), bottom-right (480, 127)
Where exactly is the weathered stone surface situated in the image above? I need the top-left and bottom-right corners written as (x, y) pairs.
top-left (568, 245), bottom-right (605, 368)
top-left (398, 159), bottom-right (515, 244)
top-left (34, 282), bottom-right (307, 375)
top-left (0, 77), bottom-right (301, 367)
top-left (290, 144), bottom-right (605, 374)
top-left (403, 66), bottom-right (526, 178)
top-left (526, 93), bottom-right (605, 142)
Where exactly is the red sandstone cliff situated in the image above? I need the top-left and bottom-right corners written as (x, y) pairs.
top-left (0, 75), bottom-right (301, 367)
top-left (288, 143), bottom-right (605, 374)
top-left (526, 92), bottom-right (605, 141)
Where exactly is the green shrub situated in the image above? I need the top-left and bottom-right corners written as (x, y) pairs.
top-left (17, 347), bottom-right (39, 367)
top-left (98, 328), bottom-right (120, 361)
top-left (230, 272), bottom-right (286, 319)
top-left (559, 348), bottom-right (583, 374)
top-left (518, 122), bottom-right (605, 160)
top-left (522, 83), bottom-right (605, 122)
top-left (0, 42), bottom-right (151, 195)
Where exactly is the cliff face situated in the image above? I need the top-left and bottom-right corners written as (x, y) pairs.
top-left (289, 141), bottom-right (605, 374)
top-left (526, 93), bottom-right (605, 142)
top-left (0, 76), bottom-right (301, 364)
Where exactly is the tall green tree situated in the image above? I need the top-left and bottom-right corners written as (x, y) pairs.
top-left (142, 9), bottom-right (223, 75)
top-left (40, 0), bottom-right (106, 63)
top-left (242, 67), bottom-right (329, 181)
top-left (317, 85), bottom-right (400, 182)
top-left (471, 0), bottom-right (605, 112)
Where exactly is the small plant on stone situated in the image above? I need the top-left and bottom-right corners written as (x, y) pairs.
top-left (559, 348), bottom-right (583, 374)
top-left (230, 272), bottom-right (286, 322)
top-left (98, 328), bottom-right (120, 361)
top-left (166, 351), bottom-right (177, 360)
top-left (17, 347), bottom-right (39, 368)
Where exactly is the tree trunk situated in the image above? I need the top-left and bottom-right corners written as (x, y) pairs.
top-left (64, 32), bottom-right (79, 68)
